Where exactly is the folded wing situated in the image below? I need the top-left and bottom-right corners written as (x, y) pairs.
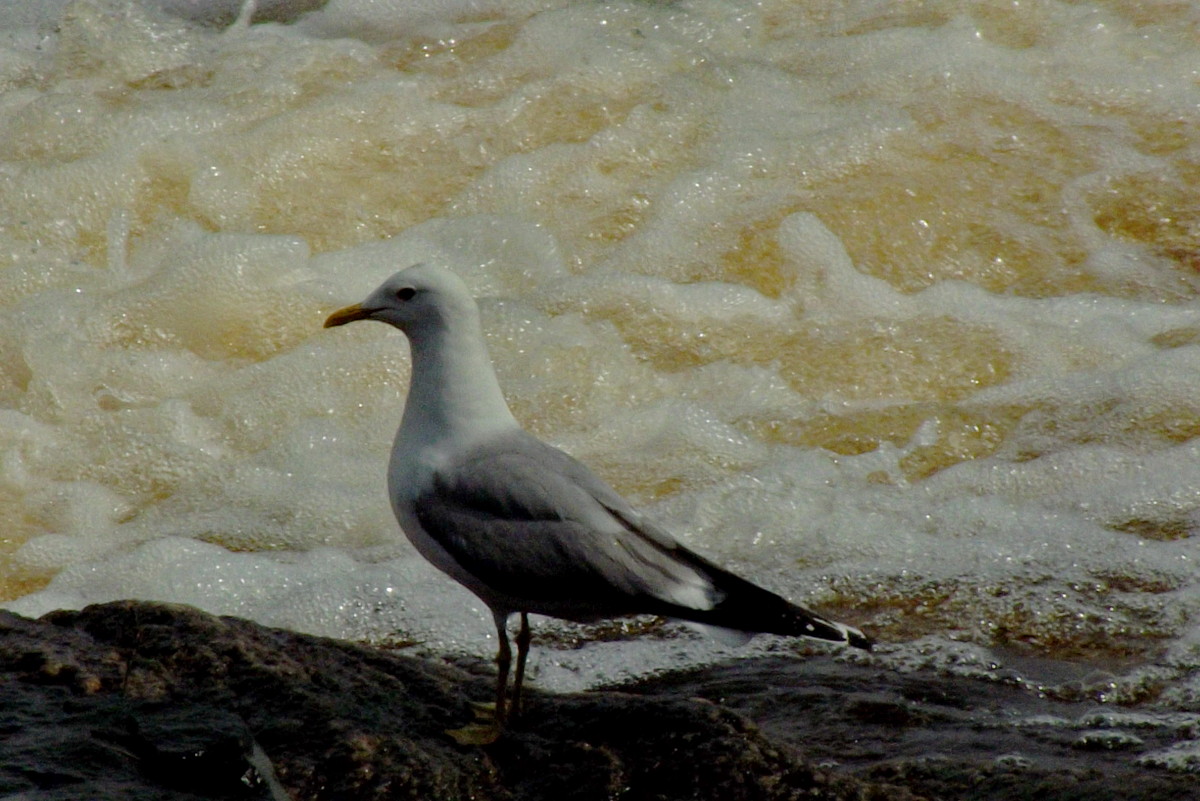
top-left (413, 431), bottom-right (870, 648)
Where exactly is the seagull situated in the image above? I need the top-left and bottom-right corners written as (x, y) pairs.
top-left (324, 264), bottom-right (872, 739)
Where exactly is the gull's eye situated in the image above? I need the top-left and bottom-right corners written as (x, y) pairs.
top-left (396, 287), bottom-right (416, 301)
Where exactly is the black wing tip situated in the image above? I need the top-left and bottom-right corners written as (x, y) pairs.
top-left (784, 605), bottom-right (873, 649)
top-left (845, 625), bottom-right (874, 651)
top-left (681, 567), bottom-right (875, 650)
top-left (810, 617), bottom-right (874, 651)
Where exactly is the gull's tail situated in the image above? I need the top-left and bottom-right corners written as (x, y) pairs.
top-left (670, 556), bottom-right (874, 650)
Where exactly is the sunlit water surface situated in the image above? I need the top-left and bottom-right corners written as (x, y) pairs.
top-left (2, 0), bottom-right (1200, 773)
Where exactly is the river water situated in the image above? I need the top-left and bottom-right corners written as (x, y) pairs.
top-left (1, 0), bottom-right (1198, 779)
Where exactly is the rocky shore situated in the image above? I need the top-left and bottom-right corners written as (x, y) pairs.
top-left (1, 601), bottom-right (1191, 800)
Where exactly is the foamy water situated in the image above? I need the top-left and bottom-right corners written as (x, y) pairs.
top-left (2, 0), bottom-right (1199, 759)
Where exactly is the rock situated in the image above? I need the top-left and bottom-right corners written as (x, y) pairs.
top-left (625, 655), bottom-right (1200, 801)
top-left (0, 601), bottom-right (903, 801)
top-left (11, 601), bottom-right (1187, 800)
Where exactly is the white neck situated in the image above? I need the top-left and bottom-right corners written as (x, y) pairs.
top-left (396, 309), bottom-right (517, 452)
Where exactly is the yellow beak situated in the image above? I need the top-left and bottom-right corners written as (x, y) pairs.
top-left (324, 303), bottom-right (373, 328)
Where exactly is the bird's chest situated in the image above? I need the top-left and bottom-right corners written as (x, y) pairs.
top-left (387, 441), bottom-right (443, 512)
top-left (385, 443), bottom-right (477, 580)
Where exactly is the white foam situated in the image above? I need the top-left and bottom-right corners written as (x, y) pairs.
top-left (1, 0), bottom-right (1199, 709)
top-left (1137, 740), bottom-right (1200, 774)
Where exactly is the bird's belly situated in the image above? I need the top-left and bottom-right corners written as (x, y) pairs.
top-left (391, 503), bottom-right (514, 614)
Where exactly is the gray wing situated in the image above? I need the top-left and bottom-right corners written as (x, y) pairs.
top-left (412, 431), bottom-right (719, 620)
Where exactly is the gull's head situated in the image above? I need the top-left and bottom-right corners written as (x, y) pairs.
top-left (324, 264), bottom-right (476, 334)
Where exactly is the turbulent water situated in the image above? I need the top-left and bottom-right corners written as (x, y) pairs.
top-left (1, 0), bottom-right (1199, 776)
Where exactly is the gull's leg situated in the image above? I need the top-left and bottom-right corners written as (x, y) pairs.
top-left (493, 610), bottom-right (512, 725)
top-left (445, 612), bottom-right (510, 745)
top-left (511, 612), bottom-right (531, 720)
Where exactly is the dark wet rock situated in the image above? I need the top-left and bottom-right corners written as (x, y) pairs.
top-left (623, 657), bottom-right (1200, 801)
top-left (4, 601), bottom-right (1193, 800)
top-left (0, 601), bottom-right (904, 801)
